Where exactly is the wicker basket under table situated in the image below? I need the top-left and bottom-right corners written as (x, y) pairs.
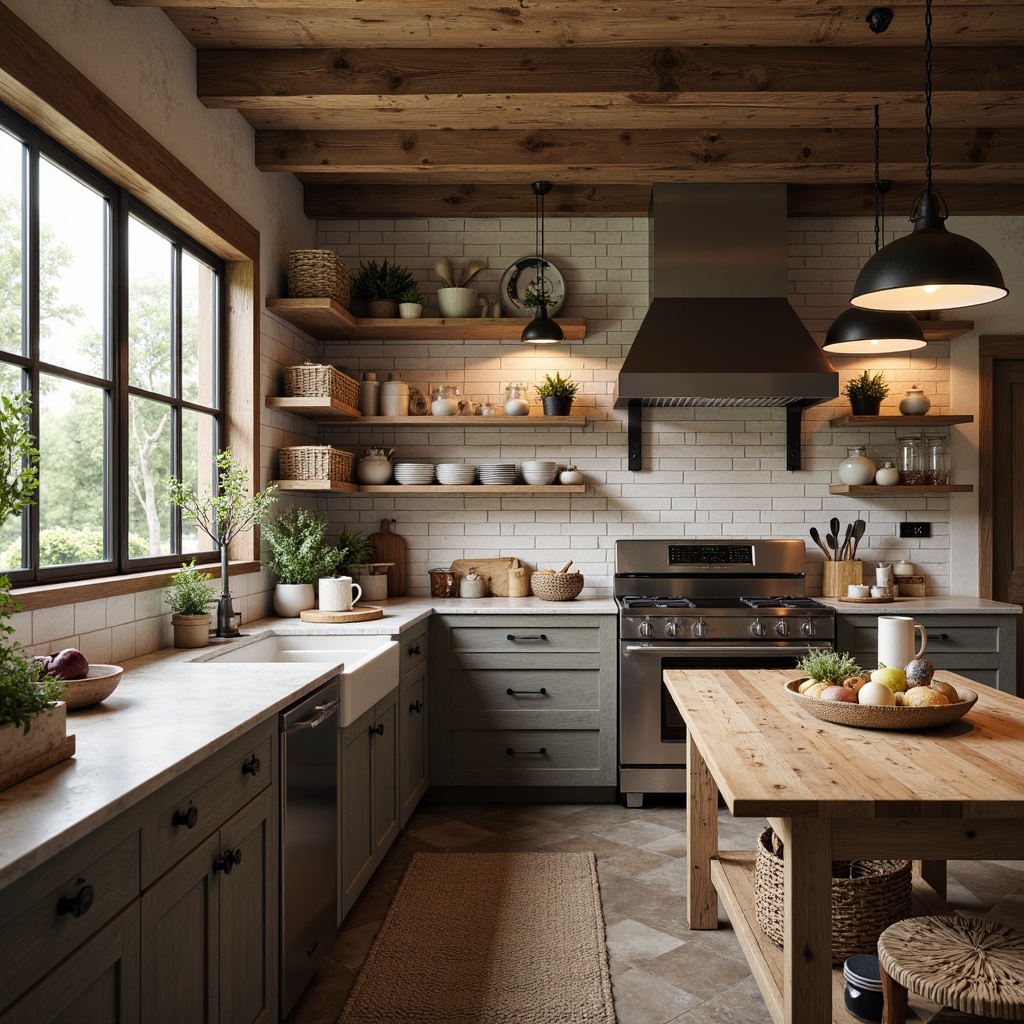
top-left (278, 446), bottom-right (354, 483)
top-left (283, 363), bottom-right (359, 410)
top-left (754, 825), bottom-right (912, 963)
top-left (287, 249), bottom-right (350, 308)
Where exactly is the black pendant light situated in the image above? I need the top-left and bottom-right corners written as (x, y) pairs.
top-left (824, 105), bottom-right (926, 354)
top-left (520, 181), bottom-right (564, 345)
top-left (851, 0), bottom-right (1007, 312)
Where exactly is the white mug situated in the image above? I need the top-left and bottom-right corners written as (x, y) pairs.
top-left (319, 576), bottom-right (362, 612)
top-left (877, 615), bottom-right (927, 671)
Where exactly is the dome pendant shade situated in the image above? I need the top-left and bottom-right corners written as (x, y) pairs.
top-left (520, 179), bottom-right (565, 344)
top-left (823, 306), bottom-right (926, 354)
top-left (519, 308), bottom-right (564, 344)
top-left (850, 191), bottom-right (1007, 312)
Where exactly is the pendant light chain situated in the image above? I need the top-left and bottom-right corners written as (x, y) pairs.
top-left (873, 103), bottom-right (881, 253)
top-left (924, 0), bottom-right (933, 194)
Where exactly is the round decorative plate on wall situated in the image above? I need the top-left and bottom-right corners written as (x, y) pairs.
top-left (499, 256), bottom-right (566, 317)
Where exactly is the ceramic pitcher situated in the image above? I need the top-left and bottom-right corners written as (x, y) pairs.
top-left (877, 615), bottom-right (927, 671)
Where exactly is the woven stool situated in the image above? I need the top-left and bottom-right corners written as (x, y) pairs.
top-left (877, 916), bottom-right (1024, 1024)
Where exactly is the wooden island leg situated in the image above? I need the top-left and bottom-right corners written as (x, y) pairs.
top-left (777, 816), bottom-right (833, 1024)
top-left (913, 859), bottom-right (947, 900)
top-left (687, 732), bottom-right (719, 929)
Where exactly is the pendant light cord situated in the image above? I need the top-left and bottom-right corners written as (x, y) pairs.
top-left (538, 186), bottom-right (547, 309)
top-left (873, 104), bottom-right (881, 253)
top-left (924, 0), bottom-right (933, 194)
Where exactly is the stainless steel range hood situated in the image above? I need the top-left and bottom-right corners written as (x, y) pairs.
top-left (614, 183), bottom-right (838, 410)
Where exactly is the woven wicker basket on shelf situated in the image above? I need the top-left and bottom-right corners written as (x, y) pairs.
top-left (754, 825), bottom-right (912, 963)
top-left (278, 446), bottom-right (354, 483)
top-left (287, 249), bottom-right (350, 308)
top-left (530, 572), bottom-right (584, 602)
top-left (283, 363), bottom-right (359, 410)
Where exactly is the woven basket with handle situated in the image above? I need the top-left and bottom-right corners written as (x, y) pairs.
top-left (754, 825), bottom-right (911, 962)
top-left (530, 572), bottom-right (584, 602)
top-left (278, 446), bottom-right (354, 483)
top-left (287, 249), bottom-right (351, 308)
top-left (283, 362), bottom-right (359, 410)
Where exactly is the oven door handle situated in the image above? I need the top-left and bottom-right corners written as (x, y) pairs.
top-left (623, 643), bottom-right (830, 655)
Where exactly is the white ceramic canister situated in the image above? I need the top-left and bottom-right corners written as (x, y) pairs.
top-left (875, 460), bottom-right (900, 486)
top-left (838, 446), bottom-right (877, 486)
top-left (356, 447), bottom-right (394, 484)
top-left (319, 576), bottom-right (362, 612)
top-left (459, 569), bottom-right (488, 598)
top-left (894, 560), bottom-right (915, 575)
top-left (381, 377), bottom-right (410, 417)
top-left (877, 614), bottom-right (927, 671)
top-left (899, 385), bottom-right (932, 416)
top-left (358, 372), bottom-right (380, 416)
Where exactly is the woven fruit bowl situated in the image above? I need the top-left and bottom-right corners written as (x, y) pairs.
top-left (784, 677), bottom-right (977, 730)
top-left (530, 571), bottom-right (584, 602)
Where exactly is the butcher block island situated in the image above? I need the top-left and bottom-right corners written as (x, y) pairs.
top-left (664, 667), bottom-right (1024, 1024)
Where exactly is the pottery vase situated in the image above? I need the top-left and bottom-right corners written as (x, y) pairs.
top-left (273, 582), bottom-right (316, 617)
top-left (838, 447), bottom-right (877, 486)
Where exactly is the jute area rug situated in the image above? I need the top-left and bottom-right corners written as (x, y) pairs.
top-left (338, 851), bottom-right (616, 1023)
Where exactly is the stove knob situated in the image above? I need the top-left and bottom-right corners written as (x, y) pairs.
top-left (749, 619), bottom-right (766, 638)
top-left (800, 618), bottom-right (816, 638)
top-left (692, 618), bottom-right (708, 638)
top-left (638, 617), bottom-right (654, 638)
top-left (665, 619), bottom-right (681, 638)
top-left (775, 620), bottom-right (790, 637)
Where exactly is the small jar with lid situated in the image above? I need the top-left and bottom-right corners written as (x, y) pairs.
top-left (430, 383), bottom-right (461, 416)
top-left (899, 385), bottom-right (931, 416)
top-left (875, 459), bottom-right (900, 486)
top-left (924, 434), bottom-right (950, 485)
top-left (897, 434), bottom-right (924, 485)
top-left (503, 382), bottom-right (530, 416)
top-left (837, 446), bottom-right (877, 486)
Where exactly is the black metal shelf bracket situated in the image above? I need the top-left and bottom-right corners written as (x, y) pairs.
top-left (627, 401), bottom-right (643, 470)
top-left (786, 405), bottom-right (804, 471)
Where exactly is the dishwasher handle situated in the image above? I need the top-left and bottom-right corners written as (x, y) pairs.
top-left (289, 700), bottom-right (339, 731)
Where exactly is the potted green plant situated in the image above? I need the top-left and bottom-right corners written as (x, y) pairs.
top-left (842, 369), bottom-right (890, 416)
top-left (535, 371), bottom-right (580, 416)
top-left (398, 286), bottom-right (425, 320)
top-left (336, 527), bottom-right (387, 600)
top-left (262, 506), bottom-right (341, 617)
top-left (351, 258), bottom-right (418, 318)
top-left (165, 559), bottom-right (218, 648)
top-left (167, 450), bottom-right (279, 637)
top-left (523, 281), bottom-right (554, 314)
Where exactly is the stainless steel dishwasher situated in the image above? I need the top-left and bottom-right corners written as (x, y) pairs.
top-left (280, 679), bottom-right (339, 1019)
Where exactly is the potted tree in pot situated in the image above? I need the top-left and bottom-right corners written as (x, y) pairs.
top-left (262, 506), bottom-right (341, 617)
top-left (165, 559), bottom-right (218, 648)
top-left (842, 369), bottom-right (889, 416)
top-left (352, 258), bottom-right (418, 319)
top-left (535, 371), bottom-right (580, 416)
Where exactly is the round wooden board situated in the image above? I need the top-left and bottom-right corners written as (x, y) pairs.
top-left (836, 595), bottom-right (905, 603)
top-left (299, 605), bottom-right (384, 623)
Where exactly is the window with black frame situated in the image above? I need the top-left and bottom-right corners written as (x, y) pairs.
top-left (0, 105), bottom-right (224, 584)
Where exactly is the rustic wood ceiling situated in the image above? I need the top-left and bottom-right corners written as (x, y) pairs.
top-left (111, 1), bottom-right (1024, 217)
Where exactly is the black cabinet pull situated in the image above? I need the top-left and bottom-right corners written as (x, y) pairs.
top-left (932, 633), bottom-right (950, 640)
top-left (506, 687), bottom-right (548, 696)
top-left (506, 747), bottom-right (547, 756)
top-left (56, 883), bottom-right (94, 918)
top-left (408, 644), bottom-right (421, 656)
top-left (506, 633), bottom-right (548, 641)
top-left (369, 723), bottom-right (385, 736)
top-left (172, 805), bottom-right (199, 830)
top-left (214, 849), bottom-right (242, 875)
top-left (241, 755), bottom-right (261, 776)
top-left (409, 700), bottom-right (423, 713)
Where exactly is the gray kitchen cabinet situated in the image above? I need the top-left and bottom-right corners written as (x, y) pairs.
top-left (339, 688), bottom-right (399, 921)
top-left (397, 622), bottom-right (428, 826)
top-left (429, 614), bottom-right (617, 797)
top-left (837, 612), bottom-right (1018, 693)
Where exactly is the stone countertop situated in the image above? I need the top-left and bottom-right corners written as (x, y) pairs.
top-left (821, 596), bottom-right (1022, 615)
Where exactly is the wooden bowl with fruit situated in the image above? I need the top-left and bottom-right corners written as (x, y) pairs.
top-left (787, 650), bottom-right (977, 730)
top-left (36, 648), bottom-right (123, 710)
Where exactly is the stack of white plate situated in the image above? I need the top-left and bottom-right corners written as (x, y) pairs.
top-left (393, 462), bottom-right (435, 485)
top-left (477, 462), bottom-right (517, 485)
top-left (435, 463), bottom-right (477, 486)
top-left (520, 459), bottom-right (558, 485)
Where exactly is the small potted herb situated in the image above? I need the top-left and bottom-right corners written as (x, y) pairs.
top-left (337, 527), bottom-right (388, 600)
top-left (398, 286), bottom-right (424, 320)
top-left (842, 369), bottom-right (889, 416)
top-left (523, 280), bottom-right (554, 314)
top-left (262, 507), bottom-right (341, 617)
top-left (165, 559), bottom-right (217, 648)
top-left (351, 259), bottom-right (418, 318)
top-left (534, 371), bottom-right (580, 416)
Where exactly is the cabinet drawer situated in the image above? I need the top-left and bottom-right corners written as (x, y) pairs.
top-left (449, 728), bottom-right (600, 773)
top-left (141, 733), bottom-right (272, 887)
top-left (449, 668), bottom-right (600, 712)
top-left (0, 830), bottom-right (139, 1011)
top-left (448, 624), bottom-right (600, 655)
top-left (399, 626), bottom-right (427, 678)
top-left (846, 621), bottom-right (1002, 657)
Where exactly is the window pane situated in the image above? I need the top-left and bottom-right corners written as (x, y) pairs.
top-left (182, 251), bottom-right (217, 407)
top-left (0, 367), bottom-right (29, 571)
top-left (38, 158), bottom-right (107, 377)
top-left (38, 375), bottom-right (107, 567)
top-left (0, 128), bottom-right (26, 356)
top-left (128, 216), bottom-right (172, 397)
top-left (181, 409), bottom-right (218, 555)
top-left (129, 394), bottom-right (172, 557)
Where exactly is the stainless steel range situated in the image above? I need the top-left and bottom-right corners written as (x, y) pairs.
top-left (615, 538), bottom-right (834, 807)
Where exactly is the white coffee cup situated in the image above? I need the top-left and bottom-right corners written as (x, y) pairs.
top-left (848, 584), bottom-right (871, 598)
top-left (319, 576), bottom-right (362, 612)
top-left (877, 615), bottom-right (927, 671)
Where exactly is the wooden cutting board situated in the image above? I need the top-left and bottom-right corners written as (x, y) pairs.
top-left (299, 605), bottom-right (384, 623)
top-left (450, 557), bottom-right (520, 597)
top-left (369, 519), bottom-right (407, 596)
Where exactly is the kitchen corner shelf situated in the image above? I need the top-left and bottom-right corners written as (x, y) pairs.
top-left (829, 483), bottom-right (972, 494)
top-left (266, 297), bottom-right (586, 341)
top-left (830, 414), bottom-right (974, 427)
top-left (274, 481), bottom-right (585, 495)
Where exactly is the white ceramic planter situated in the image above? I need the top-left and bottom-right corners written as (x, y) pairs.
top-left (398, 302), bottom-right (423, 319)
top-left (436, 287), bottom-right (478, 318)
top-left (171, 612), bottom-right (211, 648)
top-left (273, 582), bottom-right (316, 617)
top-left (357, 573), bottom-right (388, 602)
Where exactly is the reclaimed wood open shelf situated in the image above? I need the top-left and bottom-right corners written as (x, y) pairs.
top-left (829, 484), bottom-right (972, 494)
top-left (829, 414), bottom-right (974, 428)
top-left (266, 297), bottom-right (586, 341)
top-left (275, 481), bottom-right (585, 495)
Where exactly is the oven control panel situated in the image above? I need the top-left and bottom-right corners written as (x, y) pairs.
top-left (668, 544), bottom-right (752, 566)
top-left (619, 611), bottom-right (835, 642)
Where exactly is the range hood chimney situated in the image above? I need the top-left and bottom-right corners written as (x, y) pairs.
top-left (614, 183), bottom-right (838, 412)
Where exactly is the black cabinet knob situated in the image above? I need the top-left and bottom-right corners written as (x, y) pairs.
top-left (408, 644), bottom-right (421, 656)
top-left (57, 883), bottom-right (94, 918)
top-left (214, 848), bottom-right (242, 875)
top-left (409, 700), bottom-right (423, 713)
top-left (241, 755), bottom-right (261, 776)
top-left (172, 805), bottom-right (199, 830)
top-left (369, 723), bottom-right (385, 736)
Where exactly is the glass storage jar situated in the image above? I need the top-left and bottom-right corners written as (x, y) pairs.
top-left (430, 383), bottom-right (461, 416)
top-left (503, 381), bottom-right (530, 416)
top-left (897, 434), bottom-right (924, 485)
top-left (924, 434), bottom-right (950, 485)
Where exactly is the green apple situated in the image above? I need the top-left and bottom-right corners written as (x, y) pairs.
top-left (870, 666), bottom-right (907, 693)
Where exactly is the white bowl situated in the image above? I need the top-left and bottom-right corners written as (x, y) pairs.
top-left (520, 460), bottom-right (557, 473)
top-left (523, 470), bottom-right (557, 485)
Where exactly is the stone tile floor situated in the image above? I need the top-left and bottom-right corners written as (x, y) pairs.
top-left (287, 799), bottom-right (1024, 1024)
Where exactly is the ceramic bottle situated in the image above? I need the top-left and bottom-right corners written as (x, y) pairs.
top-left (837, 446), bottom-right (877, 486)
top-left (899, 385), bottom-right (931, 416)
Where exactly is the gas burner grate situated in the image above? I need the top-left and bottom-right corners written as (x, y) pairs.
top-left (741, 596), bottom-right (826, 610)
top-left (621, 596), bottom-right (697, 609)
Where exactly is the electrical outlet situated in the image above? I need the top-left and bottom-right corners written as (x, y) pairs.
top-left (900, 521), bottom-right (931, 538)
